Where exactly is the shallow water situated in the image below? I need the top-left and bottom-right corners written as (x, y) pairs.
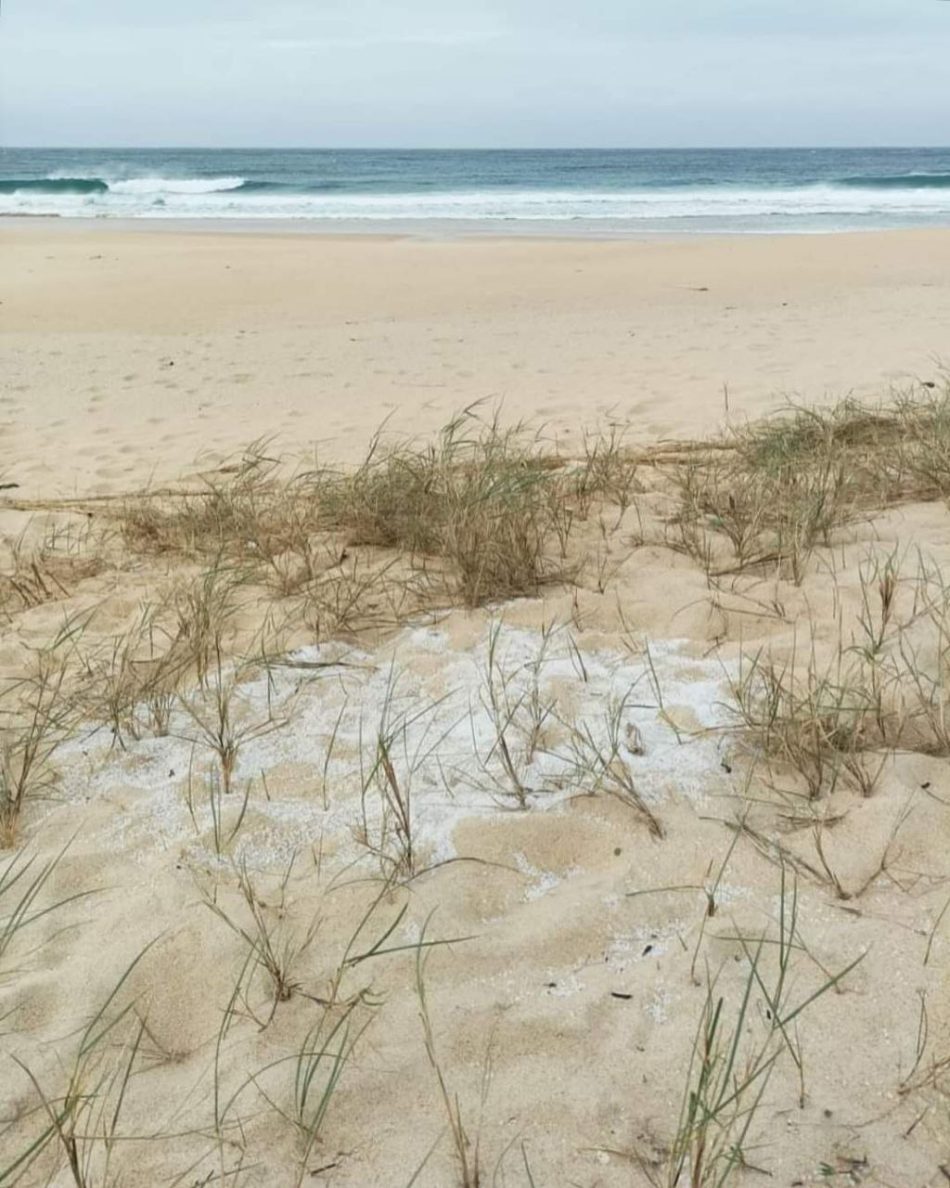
top-left (4, 145), bottom-right (950, 231)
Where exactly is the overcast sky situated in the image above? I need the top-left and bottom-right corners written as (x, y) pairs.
top-left (2, 1), bottom-right (949, 147)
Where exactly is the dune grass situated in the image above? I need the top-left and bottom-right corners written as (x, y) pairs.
top-left (2, 393), bottom-right (950, 1183)
top-left (0, 523), bottom-right (104, 619)
top-left (113, 409), bottom-right (644, 619)
top-left (672, 385), bottom-right (950, 583)
top-left (117, 414), bottom-right (577, 611)
top-left (729, 540), bottom-right (950, 803)
top-left (0, 623), bottom-right (80, 849)
top-left (1, 943), bottom-right (155, 1188)
top-left (666, 872), bottom-right (863, 1188)
top-left (0, 841), bottom-right (94, 977)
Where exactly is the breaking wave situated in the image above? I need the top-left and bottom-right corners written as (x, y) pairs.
top-left (5, 165), bottom-right (950, 230)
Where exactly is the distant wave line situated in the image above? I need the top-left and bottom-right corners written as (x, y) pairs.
top-left (6, 171), bottom-right (950, 200)
top-left (5, 179), bottom-right (950, 224)
top-left (836, 172), bottom-right (950, 189)
top-left (0, 176), bottom-right (253, 195)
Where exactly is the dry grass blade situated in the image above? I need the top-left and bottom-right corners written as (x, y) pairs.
top-left (416, 916), bottom-right (483, 1188)
top-left (559, 687), bottom-right (663, 836)
top-left (0, 522), bottom-right (104, 618)
top-left (0, 620), bottom-right (82, 847)
top-left (80, 604), bottom-right (187, 748)
top-left (357, 667), bottom-right (456, 878)
top-left (0, 840), bottom-right (96, 975)
top-left (0, 941), bottom-right (157, 1187)
top-left (203, 855), bottom-right (319, 1028)
top-left (667, 871), bottom-right (863, 1187)
top-left (178, 638), bottom-right (288, 795)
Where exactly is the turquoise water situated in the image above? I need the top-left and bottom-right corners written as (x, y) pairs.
top-left (3, 147), bottom-right (950, 231)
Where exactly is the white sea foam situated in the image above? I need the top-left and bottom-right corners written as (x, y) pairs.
top-left (5, 179), bottom-right (950, 229)
top-left (107, 176), bottom-right (247, 195)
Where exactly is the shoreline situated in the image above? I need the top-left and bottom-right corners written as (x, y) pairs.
top-left (4, 214), bottom-right (950, 241)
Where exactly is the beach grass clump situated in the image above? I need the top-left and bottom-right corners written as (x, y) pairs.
top-left (731, 642), bottom-right (882, 799)
top-left (675, 413), bottom-right (860, 583)
top-left (120, 440), bottom-right (291, 556)
top-left (318, 430), bottom-right (445, 556)
top-left (80, 605), bottom-right (187, 747)
top-left (179, 640), bottom-right (288, 795)
top-left (874, 383), bottom-right (950, 500)
top-left (559, 688), bottom-right (663, 836)
top-left (572, 424), bottom-right (641, 520)
top-left (320, 411), bottom-right (572, 606)
top-left (733, 398), bottom-right (903, 498)
top-left (116, 414), bottom-right (576, 612)
top-left (475, 619), bottom-right (551, 809)
top-left (731, 549), bottom-right (950, 795)
top-left (727, 385), bottom-right (950, 507)
top-left (0, 526), bottom-right (105, 618)
top-left (202, 856), bottom-right (320, 1028)
top-left (119, 441), bottom-right (336, 602)
top-left (298, 552), bottom-right (422, 642)
top-left (672, 385), bottom-right (950, 583)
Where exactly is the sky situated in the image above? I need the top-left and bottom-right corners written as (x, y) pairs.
top-left (1, 1), bottom-right (950, 147)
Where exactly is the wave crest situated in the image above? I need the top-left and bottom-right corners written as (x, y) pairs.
top-left (107, 176), bottom-right (247, 195)
top-left (0, 175), bottom-right (248, 197)
top-left (0, 177), bottom-right (108, 195)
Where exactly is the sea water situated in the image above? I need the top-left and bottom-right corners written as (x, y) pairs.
top-left (3, 146), bottom-right (950, 232)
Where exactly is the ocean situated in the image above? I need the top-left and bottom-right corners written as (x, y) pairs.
top-left (3, 147), bottom-right (950, 232)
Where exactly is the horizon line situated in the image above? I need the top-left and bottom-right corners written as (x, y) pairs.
top-left (6, 143), bottom-right (950, 153)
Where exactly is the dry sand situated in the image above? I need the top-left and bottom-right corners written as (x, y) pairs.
top-left (2, 223), bottom-right (950, 494)
top-left (1, 225), bottom-right (950, 1187)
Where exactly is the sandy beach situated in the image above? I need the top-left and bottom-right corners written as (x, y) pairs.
top-left (3, 223), bottom-right (950, 494)
top-left (3, 223), bottom-right (950, 1186)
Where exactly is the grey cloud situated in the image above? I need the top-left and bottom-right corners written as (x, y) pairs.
top-left (2, 0), bottom-right (949, 145)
